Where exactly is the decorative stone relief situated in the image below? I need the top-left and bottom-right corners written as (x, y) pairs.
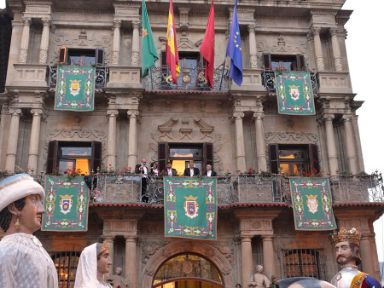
top-left (140, 238), bottom-right (168, 269)
top-left (257, 35), bottom-right (307, 56)
top-left (264, 131), bottom-right (319, 144)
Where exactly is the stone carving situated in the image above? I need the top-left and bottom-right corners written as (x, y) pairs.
top-left (257, 35), bottom-right (307, 56)
top-left (158, 118), bottom-right (179, 138)
top-left (194, 119), bottom-right (214, 136)
top-left (179, 36), bottom-right (197, 51)
top-left (264, 131), bottom-right (319, 144)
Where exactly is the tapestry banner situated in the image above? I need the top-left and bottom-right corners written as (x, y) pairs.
top-left (42, 176), bottom-right (89, 231)
top-left (54, 65), bottom-right (95, 111)
top-left (276, 71), bottom-right (315, 115)
top-left (289, 177), bottom-right (336, 231)
top-left (164, 177), bottom-right (217, 240)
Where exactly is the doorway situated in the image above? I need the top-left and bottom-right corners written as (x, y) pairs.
top-left (152, 253), bottom-right (224, 288)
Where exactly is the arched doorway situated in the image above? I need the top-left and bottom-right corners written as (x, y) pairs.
top-left (152, 253), bottom-right (224, 288)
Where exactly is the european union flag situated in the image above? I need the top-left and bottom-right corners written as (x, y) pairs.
top-left (226, 0), bottom-right (243, 86)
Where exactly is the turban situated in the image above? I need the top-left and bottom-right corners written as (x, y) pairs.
top-left (0, 173), bottom-right (45, 211)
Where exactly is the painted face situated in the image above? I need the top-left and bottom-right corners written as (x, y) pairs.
top-left (97, 250), bottom-right (112, 275)
top-left (335, 241), bottom-right (354, 265)
top-left (18, 194), bottom-right (44, 234)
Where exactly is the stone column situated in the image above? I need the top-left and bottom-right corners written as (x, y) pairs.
top-left (262, 236), bottom-right (275, 278)
top-left (360, 235), bottom-right (374, 275)
top-left (0, 105), bottom-right (8, 168)
top-left (19, 17), bottom-right (31, 63)
top-left (107, 110), bottom-right (118, 171)
top-left (27, 109), bottom-right (43, 174)
top-left (127, 110), bottom-right (138, 169)
top-left (125, 236), bottom-right (137, 288)
top-left (312, 27), bottom-right (324, 71)
top-left (330, 28), bottom-right (342, 72)
top-left (324, 114), bottom-right (339, 176)
top-left (241, 236), bottom-right (253, 288)
top-left (248, 24), bottom-right (258, 68)
top-left (39, 18), bottom-right (51, 64)
top-left (234, 112), bottom-right (246, 173)
top-left (5, 109), bottom-right (22, 173)
top-left (104, 236), bottom-right (115, 277)
top-left (352, 115), bottom-right (365, 173)
top-left (343, 115), bottom-right (358, 175)
top-left (131, 21), bottom-right (140, 66)
top-left (253, 112), bottom-right (267, 172)
top-left (112, 20), bottom-right (121, 65)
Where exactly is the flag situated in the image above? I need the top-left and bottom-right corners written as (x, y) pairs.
top-left (141, 0), bottom-right (158, 77)
top-left (200, 0), bottom-right (215, 88)
top-left (166, 0), bottom-right (180, 84)
top-left (226, 0), bottom-right (243, 86)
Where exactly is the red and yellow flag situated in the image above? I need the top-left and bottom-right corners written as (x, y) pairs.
top-left (166, 0), bottom-right (179, 84)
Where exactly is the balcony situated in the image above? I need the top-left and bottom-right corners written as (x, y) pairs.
top-left (79, 173), bottom-right (384, 206)
top-left (142, 64), bottom-right (229, 92)
top-left (8, 64), bottom-right (48, 88)
top-left (48, 65), bottom-right (108, 91)
top-left (261, 70), bottom-right (319, 95)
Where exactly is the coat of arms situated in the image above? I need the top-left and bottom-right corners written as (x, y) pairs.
top-left (69, 79), bottom-right (81, 96)
top-left (306, 194), bottom-right (319, 214)
top-left (59, 194), bottom-right (73, 215)
top-left (184, 195), bottom-right (199, 219)
top-left (289, 85), bottom-right (300, 101)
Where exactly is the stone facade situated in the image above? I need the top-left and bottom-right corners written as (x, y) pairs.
top-left (1, 0), bottom-right (383, 287)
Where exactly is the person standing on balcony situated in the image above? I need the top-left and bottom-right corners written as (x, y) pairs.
top-left (135, 158), bottom-right (149, 202)
top-left (204, 164), bottom-right (217, 177)
top-left (0, 174), bottom-right (58, 288)
top-left (183, 160), bottom-right (200, 177)
top-left (74, 241), bottom-right (112, 288)
top-left (162, 160), bottom-right (177, 176)
top-left (330, 227), bottom-right (381, 288)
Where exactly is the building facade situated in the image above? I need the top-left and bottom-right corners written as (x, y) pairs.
top-left (0, 0), bottom-right (383, 287)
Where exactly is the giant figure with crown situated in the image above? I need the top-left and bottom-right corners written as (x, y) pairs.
top-left (330, 227), bottom-right (382, 288)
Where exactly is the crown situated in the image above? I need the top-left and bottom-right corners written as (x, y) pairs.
top-left (331, 227), bottom-right (361, 246)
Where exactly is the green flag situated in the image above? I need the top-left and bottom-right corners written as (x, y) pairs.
top-left (141, 0), bottom-right (158, 77)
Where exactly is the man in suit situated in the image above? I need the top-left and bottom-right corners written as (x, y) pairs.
top-left (204, 164), bottom-right (217, 177)
top-left (183, 160), bottom-right (200, 177)
top-left (135, 158), bottom-right (149, 202)
top-left (162, 161), bottom-right (177, 176)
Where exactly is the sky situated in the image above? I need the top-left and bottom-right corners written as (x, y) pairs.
top-left (0, 0), bottom-right (383, 263)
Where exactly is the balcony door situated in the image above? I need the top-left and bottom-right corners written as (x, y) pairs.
top-left (158, 143), bottom-right (213, 176)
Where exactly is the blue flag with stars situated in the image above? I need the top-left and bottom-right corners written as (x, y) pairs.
top-left (226, 0), bottom-right (243, 86)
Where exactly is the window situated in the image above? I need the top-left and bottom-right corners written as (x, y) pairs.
top-left (269, 144), bottom-right (319, 176)
top-left (51, 251), bottom-right (80, 288)
top-left (158, 143), bottom-right (213, 175)
top-left (263, 54), bottom-right (305, 71)
top-left (47, 141), bottom-right (101, 175)
top-left (282, 249), bottom-right (323, 279)
top-left (58, 47), bottom-right (104, 66)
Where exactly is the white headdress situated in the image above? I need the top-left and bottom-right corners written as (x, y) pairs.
top-left (74, 243), bottom-right (98, 288)
top-left (0, 173), bottom-right (44, 211)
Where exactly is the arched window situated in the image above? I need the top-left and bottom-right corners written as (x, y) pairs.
top-left (153, 253), bottom-right (223, 288)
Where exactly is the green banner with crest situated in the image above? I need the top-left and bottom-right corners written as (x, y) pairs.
top-left (42, 176), bottom-right (89, 231)
top-left (289, 177), bottom-right (336, 231)
top-left (276, 71), bottom-right (315, 115)
top-left (164, 177), bottom-right (217, 240)
top-left (54, 65), bottom-right (95, 111)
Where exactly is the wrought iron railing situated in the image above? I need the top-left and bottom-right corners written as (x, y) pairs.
top-left (142, 64), bottom-right (230, 92)
top-left (261, 70), bottom-right (319, 95)
top-left (2, 172), bottom-right (381, 205)
top-left (47, 65), bottom-right (108, 90)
